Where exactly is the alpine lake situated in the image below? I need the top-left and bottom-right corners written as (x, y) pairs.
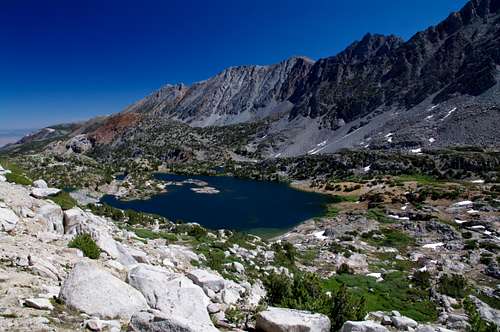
top-left (102, 173), bottom-right (333, 237)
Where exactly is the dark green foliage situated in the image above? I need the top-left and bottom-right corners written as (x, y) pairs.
top-left (264, 272), bottom-right (365, 331)
top-left (464, 298), bottom-right (499, 332)
top-left (412, 270), bottom-right (431, 289)
top-left (205, 248), bottom-right (226, 271)
top-left (68, 233), bottom-right (101, 259)
top-left (329, 284), bottom-right (366, 331)
top-left (464, 239), bottom-right (478, 250)
top-left (272, 241), bottom-right (296, 268)
top-left (187, 224), bottom-right (208, 240)
top-left (438, 274), bottom-right (467, 299)
top-left (337, 263), bottom-right (353, 275)
top-left (462, 231), bottom-right (473, 239)
top-left (50, 191), bottom-right (77, 210)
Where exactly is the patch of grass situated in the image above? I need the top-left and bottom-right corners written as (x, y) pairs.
top-left (50, 191), bottom-right (77, 210)
top-left (1, 158), bottom-right (33, 185)
top-left (366, 208), bottom-right (393, 223)
top-left (362, 227), bottom-right (414, 250)
top-left (330, 195), bottom-right (359, 203)
top-left (397, 174), bottom-right (441, 186)
top-left (68, 233), bottom-right (101, 259)
top-left (323, 271), bottom-right (438, 322)
top-left (323, 205), bottom-right (340, 218)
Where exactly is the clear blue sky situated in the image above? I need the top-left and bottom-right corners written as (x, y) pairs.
top-left (0, 0), bottom-right (468, 130)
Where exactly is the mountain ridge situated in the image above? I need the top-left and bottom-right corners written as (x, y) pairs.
top-left (3, 0), bottom-right (500, 159)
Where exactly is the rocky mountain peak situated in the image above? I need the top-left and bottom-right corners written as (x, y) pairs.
top-left (336, 33), bottom-right (404, 64)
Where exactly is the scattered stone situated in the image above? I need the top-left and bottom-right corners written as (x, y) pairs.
top-left (24, 298), bottom-right (54, 310)
top-left (340, 321), bottom-right (389, 332)
top-left (186, 268), bottom-right (225, 293)
top-left (84, 318), bottom-right (121, 332)
top-left (391, 315), bottom-right (418, 330)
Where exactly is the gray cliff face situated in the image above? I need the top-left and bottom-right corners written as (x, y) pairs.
top-left (289, 0), bottom-right (500, 128)
top-left (125, 56), bottom-right (314, 127)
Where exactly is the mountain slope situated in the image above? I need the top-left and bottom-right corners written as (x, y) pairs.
top-left (3, 0), bottom-right (500, 160)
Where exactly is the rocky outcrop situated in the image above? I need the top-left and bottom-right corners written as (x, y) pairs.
top-left (256, 307), bottom-right (331, 332)
top-left (65, 134), bottom-right (93, 153)
top-left (127, 264), bottom-right (218, 332)
top-left (59, 261), bottom-right (148, 319)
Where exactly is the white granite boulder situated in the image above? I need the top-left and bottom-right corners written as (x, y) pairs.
top-left (340, 321), bottom-right (389, 332)
top-left (186, 268), bottom-right (225, 293)
top-left (0, 207), bottom-right (19, 231)
top-left (127, 264), bottom-right (218, 332)
top-left (33, 179), bottom-right (48, 189)
top-left (256, 307), bottom-right (331, 332)
top-left (31, 187), bottom-right (61, 199)
top-left (59, 261), bottom-right (148, 319)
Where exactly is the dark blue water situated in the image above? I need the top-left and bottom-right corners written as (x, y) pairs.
top-left (102, 174), bottom-right (332, 233)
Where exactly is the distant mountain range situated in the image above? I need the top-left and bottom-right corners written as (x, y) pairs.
top-left (4, 0), bottom-right (500, 160)
top-left (0, 129), bottom-right (38, 148)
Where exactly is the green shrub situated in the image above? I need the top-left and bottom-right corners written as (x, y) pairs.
top-left (438, 274), bottom-right (467, 299)
top-left (412, 270), bottom-right (431, 289)
top-left (337, 263), bottom-right (353, 275)
top-left (68, 233), bottom-right (101, 259)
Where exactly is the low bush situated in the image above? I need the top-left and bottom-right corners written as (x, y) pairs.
top-left (68, 233), bottom-right (101, 259)
top-left (438, 274), bottom-right (467, 299)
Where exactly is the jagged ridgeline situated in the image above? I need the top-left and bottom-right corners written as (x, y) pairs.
top-left (2, 0), bottom-right (500, 160)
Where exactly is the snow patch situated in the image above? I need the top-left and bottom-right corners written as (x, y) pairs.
top-left (442, 107), bottom-right (457, 121)
top-left (363, 165), bottom-right (371, 172)
top-left (388, 214), bottom-right (410, 221)
top-left (429, 138), bottom-right (436, 143)
top-left (312, 231), bottom-right (327, 240)
top-left (455, 219), bottom-right (469, 224)
top-left (453, 200), bottom-right (473, 207)
top-left (470, 179), bottom-right (484, 184)
top-left (410, 148), bottom-right (422, 154)
top-left (422, 242), bottom-right (444, 249)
